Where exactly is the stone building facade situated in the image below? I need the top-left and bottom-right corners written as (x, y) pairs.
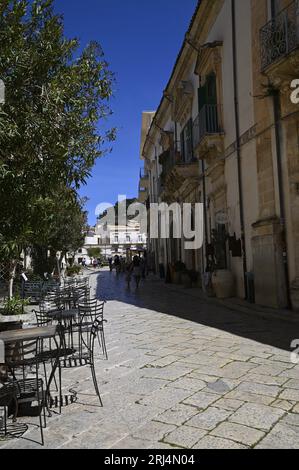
top-left (139, 0), bottom-right (299, 311)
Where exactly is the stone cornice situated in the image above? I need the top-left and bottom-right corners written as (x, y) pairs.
top-left (142, 0), bottom-right (224, 159)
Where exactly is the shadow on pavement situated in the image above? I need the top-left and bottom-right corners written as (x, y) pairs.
top-left (95, 269), bottom-right (298, 353)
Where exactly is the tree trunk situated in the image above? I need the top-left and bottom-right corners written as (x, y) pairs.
top-left (8, 260), bottom-right (17, 299)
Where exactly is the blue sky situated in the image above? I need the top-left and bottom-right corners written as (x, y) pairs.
top-left (54, 0), bottom-right (197, 225)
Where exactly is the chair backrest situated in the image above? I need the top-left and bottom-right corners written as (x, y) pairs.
top-left (5, 338), bottom-right (39, 368)
top-left (73, 286), bottom-right (90, 306)
top-left (78, 300), bottom-right (104, 319)
top-left (24, 282), bottom-right (43, 301)
top-left (77, 301), bottom-right (105, 355)
top-left (34, 307), bottom-right (52, 327)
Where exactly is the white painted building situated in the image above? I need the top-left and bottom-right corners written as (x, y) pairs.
top-left (74, 221), bottom-right (147, 265)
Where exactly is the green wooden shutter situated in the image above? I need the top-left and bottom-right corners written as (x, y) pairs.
top-left (206, 73), bottom-right (217, 105)
top-left (198, 84), bottom-right (207, 113)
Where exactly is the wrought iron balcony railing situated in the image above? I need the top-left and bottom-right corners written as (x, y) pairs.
top-left (260, 0), bottom-right (299, 71)
top-left (193, 104), bottom-right (223, 150)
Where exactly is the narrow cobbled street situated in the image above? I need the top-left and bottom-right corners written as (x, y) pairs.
top-left (2, 269), bottom-right (299, 449)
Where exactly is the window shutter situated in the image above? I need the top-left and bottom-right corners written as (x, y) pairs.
top-left (180, 130), bottom-right (185, 161)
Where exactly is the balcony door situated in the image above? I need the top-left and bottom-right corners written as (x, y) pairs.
top-left (180, 119), bottom-right (194, 163)
top-left (198, 73), bottom-right (219, 134)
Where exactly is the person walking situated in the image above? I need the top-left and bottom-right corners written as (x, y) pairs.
top-left (132, 256), bottom-right (142, 289)
top-left (93, 258), bottom-right (98, 269)
top-left (114, 255), bottom-right (121, 275)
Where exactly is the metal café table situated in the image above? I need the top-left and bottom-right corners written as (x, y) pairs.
top-left (0, 325), bottom-right (60, 411)
top-left (0, 325), bottom-right (57, 345)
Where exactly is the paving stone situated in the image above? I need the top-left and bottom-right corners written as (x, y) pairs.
top-left (279, 366), bottom-right (299, 379)
top-left (193, 436), bottom-right (248, 449)
top-left (166, 377), bottom-right (206, 392)
top-left (204, 379), bottom-right (233, 395)
top-left (233, 381), bottom-right (280, 398)
top-left (284, 379), bottom-right (299, 390)
top-left (255, 422), bottom-right (299, 449)
top-left (183, 391), bottom-right (220, 409)
top-left (213, 398), bottom-right (245, 411)
top-left (281, 413), bottom-right (299, 427)
top-left (229, 403), bottom-right (285, 431)
top-left (211, 422), bottom-right (265, 447)
top-left (163, 426), bottom-right (207, 449)
top-left (156, 404), bottom-right (200, 426)
top-left (245, 374), bottom-right (288, 386)
top-left (279, 388), bottom-right (299, 402)
top-left (147, 355), bottom-right (183, 368)
top-left (132, 421), bottom-right (176, 441)
top-left (185, 407), bottom-right (232, 431)
top-left (137, 387), bottom-right (192, 410)
top-left (215, 351), bottom-right (254, 362)
top-left (271, 399), bottom-right (295, 412)
top-left (292, 404), bottom-right (299, 414)
top-left (110, 436), bottom-right (152, 449)
top-left (220, 362), bottom-right (258, 379)
top-left (225, 389), bottom-right (275, 406)
top-left (141, 365), bottom-right (193, 381)
top-left (253, 364), bottom-right (293, 377)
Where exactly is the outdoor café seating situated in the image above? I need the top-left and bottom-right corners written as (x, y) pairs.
top-left (0, 277), bottom-right (108, 446)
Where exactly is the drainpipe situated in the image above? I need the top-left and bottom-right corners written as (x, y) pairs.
top-left (231, 0), bottom-right (248, 299)
top-left (202, 159), bottom-right (209, 267)
top-left (272, 91), bottom-right (292, 309)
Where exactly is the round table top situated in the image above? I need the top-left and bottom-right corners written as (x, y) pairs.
top-left (46, 309), bottom-right (79, 320)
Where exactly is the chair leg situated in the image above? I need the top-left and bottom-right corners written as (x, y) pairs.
top-left (58, 362), bottom-right (62, 415)
top-left (42, 386), bottom-right (47, 429)
top-left (90, 363), bottom-right (103, 407)
top-left (50, 359), bottom-right (58, 392)
top-left (13, 394), bottom-right (18, 422)
top-left (4, 406), bottom-right (7, 436)
top-left (100, 330), bottom-right (108, 360)
top-left (37, 384), bottom-right (45, 446)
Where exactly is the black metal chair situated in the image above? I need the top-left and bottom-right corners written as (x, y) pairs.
top-left (57, 308), bottom-right (105, 413)
top-left (5, 339), bottom-right (47, 445)
top-left (0, 384), bottom-right (18, 438)
top-left (78, 300), bottom-right (108, 360)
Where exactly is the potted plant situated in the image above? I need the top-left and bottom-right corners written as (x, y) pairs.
top-left (0, 294), bottom-right (32, 329)
top-left (66, 264), bottom-right (82, 278)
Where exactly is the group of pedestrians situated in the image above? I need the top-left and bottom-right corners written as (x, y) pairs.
top-left (108, 254), bottom-right (147, 289)
top-left (81, 258), bottom-right (100, 269)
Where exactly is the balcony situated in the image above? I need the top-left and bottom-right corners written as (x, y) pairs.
top-left (158, 147), bottom-right (199, 201)
top-left (260, 1), bottom-right (299, 72)
top-left (193, 104), bottom-right (224, 162)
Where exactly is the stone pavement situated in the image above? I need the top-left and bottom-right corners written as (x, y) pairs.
top-left (1, 269), bottom-right (299, 449)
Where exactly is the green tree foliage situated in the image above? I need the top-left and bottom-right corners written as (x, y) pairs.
top-left (87, 247), bottom-right (102, 260)
top-left (0, 0), bottom-right (115, 293)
